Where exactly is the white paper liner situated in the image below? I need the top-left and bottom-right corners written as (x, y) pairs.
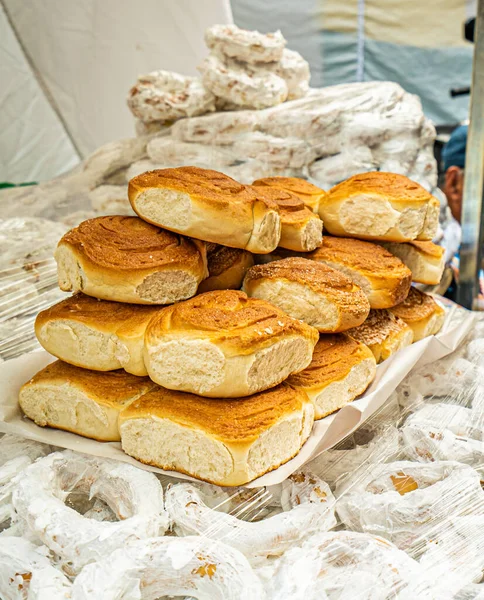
top-left (0, 300), bottom-right (474, 488)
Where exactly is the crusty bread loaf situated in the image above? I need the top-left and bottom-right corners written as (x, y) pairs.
top-left (35, 293), bottom-right (159, 375)
top-left (55, 216), bottom-right (208, 304)
top-left (252, 176), bottom-right (326, 214)
top-left (242, 258), bottom-right (370, 332)
top-left (19, 360), bottom-right (156, 442)
top-left (319, 173), bottom-right (439, 242)
top-left (379, 240), bottom-right (445, 285)
top-left (389, 287), bottom-right (445, 342)
top-left (346, 309), bottom-right (414, 363)
top-left (198, 244), bottom-right (254, 293)
top-left (143, 289), bottom-right (319, 398)
top-left (118, 382), bottom-right (314, 486)
top-left (128, 166), bottom-right (281, 253)
top-left (287, 334), bottom-right (376, 419)
top-left (306, 236), bottom-right (412, 309)
top-left (249, 185), bottom-right (322, 251)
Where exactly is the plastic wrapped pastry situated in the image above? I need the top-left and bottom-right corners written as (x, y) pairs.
top-left (11, 451), bottom-right (169, 575)
top-left (72, 536), bottom-right (265, 600)
top-left (268, 531), bottom-right (434, 600)
top-left (205, 24), bottom-right (286, 64)
top-left (0, 537), bottom-right (72, 600)
top-left (165, 469), bottom-right (336, 564)
top-left (199, 53), bottom-right (288, 110)
top-left (127, 70), bottom-right (216, 123)
top-left (336, 460), bottom-right (484, 551)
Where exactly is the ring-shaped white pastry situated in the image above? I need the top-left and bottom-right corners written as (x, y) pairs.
top-left (200, 53), bottom-right (288, 110)
top-left (0, 537), bottom-right (72, 600)
top-left (71, 536), bottom-right (265, 600)
top-left (127, 70), bottom-right (215, 123)
top-left (205, 24), bottom-right (286, 64)
top-left (11, 451), bottom-right (169, 575)
top-left (269, 531), bottom-right (433, 600)
top-left (419, 516), bottom-right (484, 598)
top-left (336, 460), bottom-right (484, 550)
top-left (0, 435), bottom-right (52, 526)
top-left (311, 425), bottom-right (400, 490)
top-left (165, 469), bottom-right (336, 564)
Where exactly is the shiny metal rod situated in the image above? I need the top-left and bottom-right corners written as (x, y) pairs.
top-left (456, 0), bottom-right (484, 309)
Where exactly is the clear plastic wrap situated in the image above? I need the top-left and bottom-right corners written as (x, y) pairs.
top-left (2, 318), bottom-right (484, 598)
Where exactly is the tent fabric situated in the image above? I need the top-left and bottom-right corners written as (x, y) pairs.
top-left (0, 0), bottom-right (233, 183)
top-left (232, 0), bottom-right (474, 125)
top-left (0, 3), bottom-right (79, 183)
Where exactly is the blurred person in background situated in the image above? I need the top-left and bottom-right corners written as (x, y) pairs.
top-left (441, 124), bottom-right (467, 225)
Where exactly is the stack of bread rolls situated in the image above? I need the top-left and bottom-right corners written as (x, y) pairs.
top-left (19, 166), bottom-right (445, 486)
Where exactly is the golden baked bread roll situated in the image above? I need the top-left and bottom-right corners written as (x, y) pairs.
top-left (389, 287), bottom-right (445, 342)
top-left (35, 293), bottom-right (159, 375)
top-left (19, 360), bottom-right (156, 442)
top-left (287, 334), bottom-right (376, 419)
top-left (346, 309), bottom-right (414, 363)
top-left (118, 382), bottom-right (314, 486)
top-left (143, 290), bottom-right (319, 398)
top-left (252, 176), bottom-right (326, 213)
top-left (306, 236), bottom-right (412, 309)
top-left (379, 241), bottom-right (445, 285)
top-left (198, 243), bottom-right (254, 293)
top-left (249, 185), bottom-right (322, 251)
top-left (128, 166), bottom-right (281, 253)
top-left (319, 173), bottom-right (439, 242)
top-left (242, 257), bottom-right (370, 332)
top-left (55, 216), bottom-right (208, 304)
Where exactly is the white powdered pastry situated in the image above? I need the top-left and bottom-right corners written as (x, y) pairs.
top-left (401, 423), bottom-right (484, 471)
top-left (171, 110), bottom-right (258, 144)
top-left (336, 461), bottom-right (484, 551)
top-left (455, 585), bottom-right (484, 600)
top-left (0, 537), bottom-right (72, 600)
top-left (466, 338), bottom-right (484, 370)
top-left (311, 425), bottom-right (400, 489)
top-left (420, 517), bottom-right (484, 597)
top-left (88, 185), bottom-right (134, 216)
top-left (125, 159), bottom-right (164, 182)
top-left (134, 119), bottom-right (168, 137)
top-left (11, 451), bottom-right (169, 576)
top-left (268, 531), bottom-right (434, 600)
top-left (0, 279), bottom-right (38, 317)
top-left (404, 403), bottom-right (483, 441)
top-left (147, 137), bottom-right (236, 168)
top-left (232, 132), bottom-right (312, 169)
top-left (71, 536), bottom-right (265, 600)
top-left (165, 469), bottom-right (336, 564)
top-left (205, 24), bottom-right (286, 64)
top-left (222, 160), bottom-right (302, 184)
top-left (60, 211), bottom-right (98, 228)
top-left (400, 403), bottom-right (484, 470)
top-left (127, 70), bottom-right (216, 123)
top-left (0, 218), bottom-right (68, 271)
top-left (398, 356), bottom-right (483, 400)
top-left (309, 146), bottom-right (377, 186)
top-left (273, 48), bottom-right (310, 100)
top-left (200, 53), bottom-right (288, 110)
top-left (0, 435), bottom-right (52, 527)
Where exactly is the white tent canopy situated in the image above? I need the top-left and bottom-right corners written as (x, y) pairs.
top-left (0, 0), bottom-right (232, 183)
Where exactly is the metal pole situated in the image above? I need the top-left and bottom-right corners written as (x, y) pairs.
top-left (456, 0), bottom-right (484, 309)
